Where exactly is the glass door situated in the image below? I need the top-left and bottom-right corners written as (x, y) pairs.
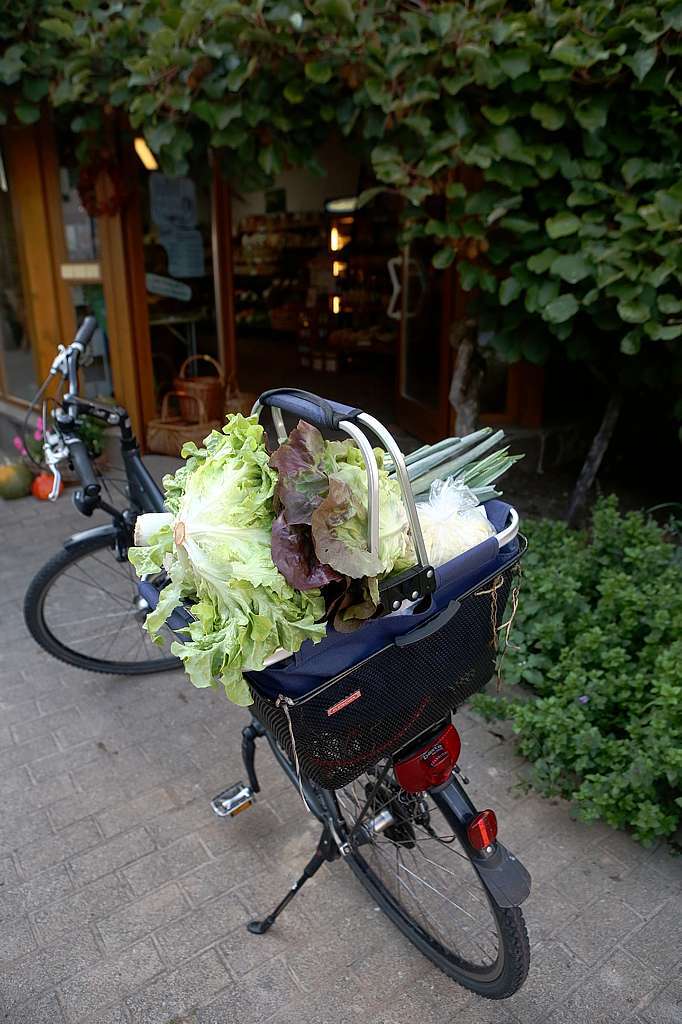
top-left (394, 239), bottom-right (452, 442)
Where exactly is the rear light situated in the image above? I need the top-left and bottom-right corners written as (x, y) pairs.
top-left (467, 809), bottom-right (498, 851)
top-left (394, 724), bottom-right (461, 793)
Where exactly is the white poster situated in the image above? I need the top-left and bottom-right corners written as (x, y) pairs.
top-left (145, 273), bottom-right (192, 302)
top-left (158, 229), bottom-right (205, 279)
top-left (150, 174), bottom-right (198, 231)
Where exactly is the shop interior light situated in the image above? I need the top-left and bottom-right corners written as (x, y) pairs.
top-left (330, 226), bottom-right (340, 252)
top-left (332, 261), bottom-right (346, 277)
top-left (332, 296), bottom-right (341, 314)
top-left (134, 137), bottom-right (159, 171)
top-left (325, 196), bottom-right (359, 214)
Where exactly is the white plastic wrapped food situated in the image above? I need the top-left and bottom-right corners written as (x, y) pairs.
top-left (416, 478), bottom-right (494, 568)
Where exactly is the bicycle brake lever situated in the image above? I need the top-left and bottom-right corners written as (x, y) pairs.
top-left (48, 466), bottom-right (62, 501)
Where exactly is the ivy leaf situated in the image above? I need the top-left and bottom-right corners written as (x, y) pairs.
top-left (620, 330), bottom-right (641, 354)
top-left (432, 247), bottom-right (455, 270)
top-left (658, 294), bottom-right (682, 315)
top-left (446, 182), bottom-right (466, 199)
top-left (624, 48), bottom-right (657, 82)
top-left (550, 36), bottom-right (586, 67)
top-left (527, 249), bottom-right (558, 273)
top-left (458, 261), bottom-right (479, 290)
top-left (496, 50), bottom-right (531, 79)
top-left (544, 294), bottom-right (579, 324)
top-left (22, 78), bottom-right (49, 103)
top-left (482, 106), bottom-right (510, 125)
top-left (316, 0), bottom-right (354, 22)
top-left (550, 254), bottom-right (592, 284)
top-left (530, 102), bottom-right (565, 131)
top-left (283, 80), bottom-right (305, 104)
top-left (617, 300), bottom-right (650, 324)
top-left (305, 61), bottom-right (333, 85)
top-left (39, 18), bottom-right (73, 39)
top-left (499, 277), bottom-right (522, 306)
top-left (545, 212), bottom-right (581, 239)
top-left (14, 101), bottom-right (40, 124)
top-left (574, 96), bottom-right (610, 132)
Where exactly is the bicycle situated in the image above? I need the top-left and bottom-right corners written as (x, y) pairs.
top-left (171, 389), bottom-right (531, 1000)
top-left (23, 316), bottom-right (179, 675)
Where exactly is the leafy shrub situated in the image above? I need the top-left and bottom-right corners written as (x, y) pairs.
top-left (473, 497), bottom-right (682, 844)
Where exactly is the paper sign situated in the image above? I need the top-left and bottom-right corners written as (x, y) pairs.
top-left (159, 229), bottom-right (205, 279)
top-left (145, 273), bottom-right (192, 302)
top-left (149, 174), bottom-right (198, 230)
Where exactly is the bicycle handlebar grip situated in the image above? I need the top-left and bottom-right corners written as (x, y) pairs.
top-left (74, 316), bottom-right (98, 350)
top-left (67, 437), bottom-right (100, 496)
top-left (258, 388), bottom-right (362, 431)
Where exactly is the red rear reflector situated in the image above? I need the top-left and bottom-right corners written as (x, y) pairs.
top-left (394, 724), bottom-right (462, 793)
top-left (467, 809), bottom-right (498, 851)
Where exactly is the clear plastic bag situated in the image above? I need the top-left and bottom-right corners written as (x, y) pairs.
top-left (416, 478), bottom-right (494, 568)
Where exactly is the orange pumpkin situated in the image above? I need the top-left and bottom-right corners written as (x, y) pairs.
top-left (32, 472), bottom-right (62, 500)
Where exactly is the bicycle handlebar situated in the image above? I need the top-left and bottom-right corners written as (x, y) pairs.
top-left (64, 435), bottom-right (100, 496)
top-left (73, 316), bottom-right (98, 351)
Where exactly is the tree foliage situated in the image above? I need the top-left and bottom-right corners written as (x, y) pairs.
top-left (2, 1), bottom-right (681, 392)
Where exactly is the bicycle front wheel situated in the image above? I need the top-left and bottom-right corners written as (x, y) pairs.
top-left (24, 532), bottom-right (180, 675)
top-left (328, 765), bottom-right (530, 999)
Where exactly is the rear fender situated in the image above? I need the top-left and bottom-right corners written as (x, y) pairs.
top-left (432, 777), bottom-right (531, 909)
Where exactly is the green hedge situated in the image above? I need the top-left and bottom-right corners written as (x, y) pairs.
top-left (473, 497), bottom-right (682, 844)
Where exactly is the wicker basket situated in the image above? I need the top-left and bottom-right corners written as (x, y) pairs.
top-left (224, 376), bottom-right (257, 418)
top-left (173, 355), bottom-right (225, 422)
top-left (146, 391), bottom-right (220, 457)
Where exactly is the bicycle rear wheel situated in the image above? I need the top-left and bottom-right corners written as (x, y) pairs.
top-left (24, 532), bottom-right (180, 675)
top-left (327, 763), bottom-right (530, 999)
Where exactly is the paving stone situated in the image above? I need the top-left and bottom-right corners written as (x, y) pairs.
top-left (6, 770), bottom-right (77, 811)
top-left (68, 826), bottom-right (155, 886)
top-left (123, 835), bottom-right (210, 897)
top-left (639, 974), bottom-right (682, 1024)
top-left (155, 889), bottom-right (247, 964)
top-left (144, 799), bottom-right (216, 848)
top-left (96, 787), bottom-right (176, 838)
top-left (0, 853), bottom-right (20, 887)
top-left (0, 807), bottom-right (55, 855)
top-left (48, 779), bottom-right (130, 831)
top-left (0, 697), bottom-right (40, 726)
top-left (647, 844), bottom-right (682, 884)
top-left (0, 913), bottom-right (37, 964)
top-left (17, 817), bottom-right (101, 876)
top-left (505, 941), bottom-right (587, 1023)
top-left (11, 706), bottom-right (81, 745)
top-left (622, 900), bottom-right (682, 972)
top-left (2, 989), bottom-right (65, 1024)
top-left (0, 733), bottom-right (58, 772)
top-left (59, 937), bottom-right (164, 1023)
top-left (0, 925), bottom-right (101, 1009)
top-left (197, 957), bottom-right (303, 1024)
top-left (32, 873), bottom-right (134, 944)
top-left (550, 847), bottom-right (629, 908)
top-left (619, 863), bottom-right (681, 919)
top-left (546, 947), bottom-right (660, 1024)
top-left (98, 882), bottom-right (190, 953)
top-left (179, 847), bottom-right (269, 907)
top-left (126, 948), bottom-right (231, 1024)
top-left (0, 864), bottom-right (73, 923)
top-left (560, 896), bottom-right (644, 964)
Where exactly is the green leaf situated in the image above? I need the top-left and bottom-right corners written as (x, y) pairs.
top-left (545, 213), bottom-right (581, 239)
top-left (528, 249), bottom-right (558, 274)
top-left (432, 247), bottom-right (455, 270)
top-left (39, 18), bottom-right (73, 39)
top-left (14, 101), bottom-right (40, 125)
top-left (530, 102), bottom-right (566, 131)
top-left (283, 80), bottom-right (305, 104)
top-left (446, 182), bottom-right (466, 199)
top-left (550, 254), bottom-right (592, 284)
top-left (658, 294), bottom-right (682, 315)
top-left (305, 61), bottom-right (333, 85)
top-left (574, 96), bottom-right (609, 132)
top-left (544, 294), bottom-right (579, 324)
top-left (497, 50), bottom-right (531, 79)
top-left (624, 48), bottom-right (657, 82)
top-left (499, 278), bottom-right (522, 306)
top-left (482, 106), bottom-right (510, 126)
top-left (316, 0), bottom-right (353, 21)
top-left (550, 36), bottom-right (585, 68)
top-left (22, 78), bottom-right (49, 103)
top-left (617, 300), bottom-right (650, 324)
top-left (620, 330), bottom-right (641, 354)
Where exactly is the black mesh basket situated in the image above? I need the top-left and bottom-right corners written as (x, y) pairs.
top-left (249, 559), bottom-right (520, 791)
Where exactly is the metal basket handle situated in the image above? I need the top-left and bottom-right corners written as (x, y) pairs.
top-left (252, 390), bottom-right (431, 574)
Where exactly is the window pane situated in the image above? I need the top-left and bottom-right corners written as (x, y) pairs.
top-left (58, 149), bottom-right (100, 262)
top-left (0, 177), bottom-right (38, 401)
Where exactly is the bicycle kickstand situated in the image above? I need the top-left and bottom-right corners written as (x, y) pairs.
top-left (247, 826), bottom-right (337, 935)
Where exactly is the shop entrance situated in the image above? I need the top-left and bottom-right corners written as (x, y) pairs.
top-left (229, 142), bottom-right (451, 441)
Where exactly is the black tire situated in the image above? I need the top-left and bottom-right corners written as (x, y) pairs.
top-left (325, 772), bottom-right (530, 999)
top-left (24, 533), bottom-right (180, 676)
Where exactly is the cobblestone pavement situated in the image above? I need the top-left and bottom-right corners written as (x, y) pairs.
top-left (1, 489), bottom-right (681, 1024)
